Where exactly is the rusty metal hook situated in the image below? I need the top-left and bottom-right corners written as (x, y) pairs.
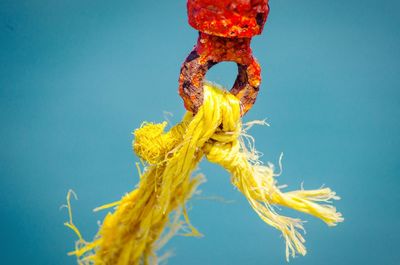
top-left (179, 0), bottom-right (269, 115)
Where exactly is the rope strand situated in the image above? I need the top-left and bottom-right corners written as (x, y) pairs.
top-left (66, 83), bottom-right (343, 264)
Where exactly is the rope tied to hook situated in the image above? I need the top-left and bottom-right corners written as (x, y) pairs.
top-left (65, 1), bottom-right (343, 264)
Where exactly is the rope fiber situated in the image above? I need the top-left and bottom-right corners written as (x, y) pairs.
top-left (65, 83), bottom-right (343, 264)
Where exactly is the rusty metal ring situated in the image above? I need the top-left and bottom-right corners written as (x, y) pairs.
top-left (179, 33), bottom-right (262, 116)
top-left (179, 0), bottom-right (269, 116)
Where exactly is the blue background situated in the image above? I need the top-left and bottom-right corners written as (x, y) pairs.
top-left (1, 1), bottom-right (399, 264)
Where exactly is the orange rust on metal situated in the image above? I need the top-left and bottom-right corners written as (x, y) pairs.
top-left (179, 0), bottom-right (269, 115)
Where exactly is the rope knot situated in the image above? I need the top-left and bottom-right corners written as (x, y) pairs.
top-left (204, 140), bottom-right (241, 170)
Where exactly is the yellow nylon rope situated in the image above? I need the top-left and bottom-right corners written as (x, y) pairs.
top-left (65, 83), bottom-right (343, 264)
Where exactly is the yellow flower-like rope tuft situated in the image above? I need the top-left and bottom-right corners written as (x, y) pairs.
top-left (65, 83), bottom-right (343, 264)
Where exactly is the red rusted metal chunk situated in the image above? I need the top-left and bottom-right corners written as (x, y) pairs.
top-left (188, 0), bottom-right (269, 38)
top-left (179, 0), bottom-right (269, 115)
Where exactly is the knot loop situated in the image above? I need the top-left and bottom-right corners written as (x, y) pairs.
top-left (203, 140), bottom-right (241, 170)
top-left (134, 83), bottom-right (242, 165)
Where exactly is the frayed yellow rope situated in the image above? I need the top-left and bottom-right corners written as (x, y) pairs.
top-left (65, 83), bottom-right (343, 264)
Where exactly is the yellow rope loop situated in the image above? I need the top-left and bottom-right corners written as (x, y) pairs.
top-left (66, 83), bottom-right (343, 264)
top-left (203, 140), bottom-right (241, 169)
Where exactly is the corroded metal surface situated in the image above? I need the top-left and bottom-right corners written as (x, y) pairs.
top-left (179, 0), bottom-right (269, 115)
